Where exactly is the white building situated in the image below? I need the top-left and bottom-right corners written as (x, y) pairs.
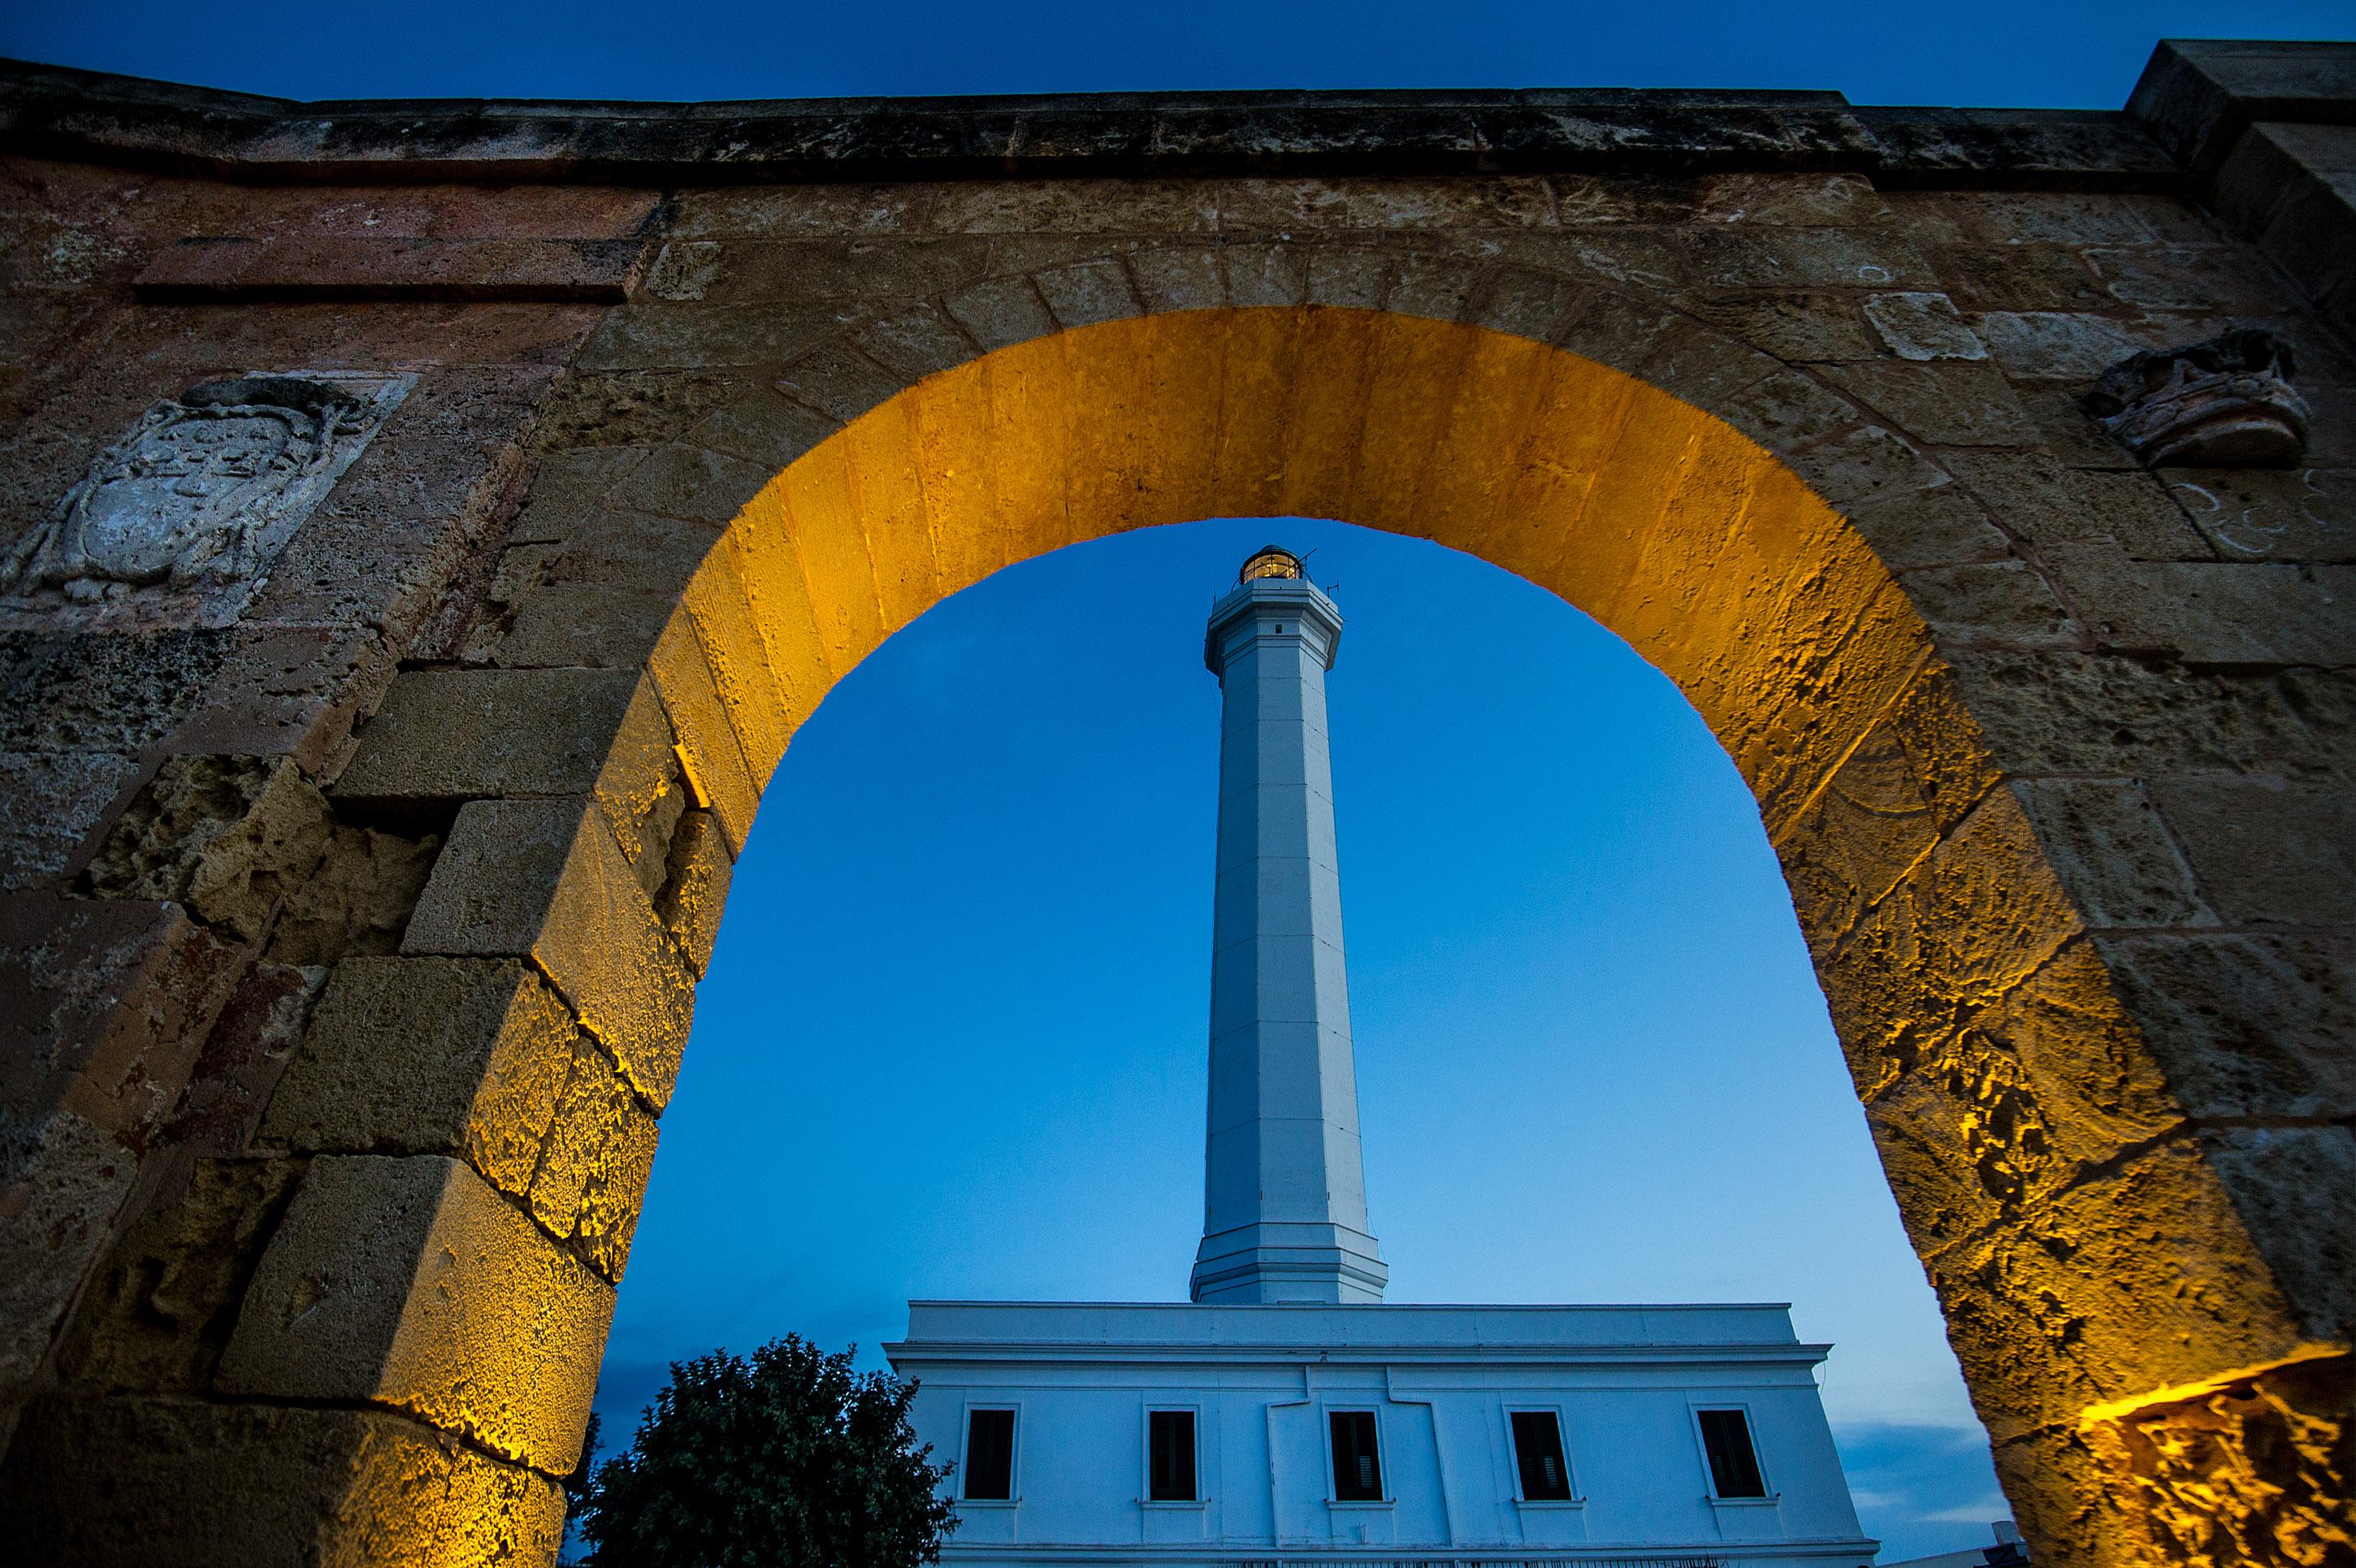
top-left (887, 548), bottom-right (1879, 1568)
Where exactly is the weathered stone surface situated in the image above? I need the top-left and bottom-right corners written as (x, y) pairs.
top-left (2078, 1349), bottom-right (2356, 1568)
top-left (1943, 450), bottom-right (2215, 560)
top-left (0, 1394), bottom-right (565, 1568)
top-left (2151, 774), bottom-right (2356, 926)
top-left (219, 1152), bottom-right (612, 1475)
top-left (261, 957), bottom-right (576, 1194)
top-left (1864, 291), bottom-right (1987, 361)
top-left (2166, 465), bottom-right (2356, 561)
top-left (2012, 778), bottom-right (2213, 929)
top-left (1895, 559), bottom-right (2079, 648)
top-left (2040, 548), bottom-right (2356, 664)
top-left (528, 1042), bottom-right (660, 1282)
top-left (2094, 929), bottom-right (2356, 1120)
top-left (2199, 1125), bottom-right (2356, 1340)
top-left (1814, 359), bottom-right (2040, 445)
top-left (656, 808), bottom-right (733, 976)
top-left (54, 1156), bottom-right (303, 1391)
top-left (401, 798), bottom-right (692, 1107)
top-left (84, 756), bottom-right (332, 942)
top-left (0, 747), bottom-right (139, 889)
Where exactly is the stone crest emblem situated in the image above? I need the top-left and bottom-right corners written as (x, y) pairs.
top-left (2082, 329), bottom-right (2310, 468)
top-left (2, 370), bottom-right (411, 627)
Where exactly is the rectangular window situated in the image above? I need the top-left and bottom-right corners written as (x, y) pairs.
top-left (1148, 1410), bottom-right (1197, 1501)
top-left (1329, 1410), bottom-right (1383, 1501)
top-left (1509, 1410), bottom-right (1574, 1501)
top-left (963, 1409), bottom-right (1016, 1501)
top-left (1697, 1408), bottom-right (1766, 1499)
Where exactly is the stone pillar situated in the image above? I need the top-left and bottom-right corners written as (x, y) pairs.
top-left (1191, 548), bottom-right (1387, 1306)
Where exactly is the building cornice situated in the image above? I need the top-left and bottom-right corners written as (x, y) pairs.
top-left (0, 52), bottom-right (2189, 190)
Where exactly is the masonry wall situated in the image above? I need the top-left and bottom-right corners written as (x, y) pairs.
top-left (0, 41), bottom-right (2350, 1568)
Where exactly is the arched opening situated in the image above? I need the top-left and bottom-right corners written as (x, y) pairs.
top-left (608, 514), bottom-right (2012, 1556)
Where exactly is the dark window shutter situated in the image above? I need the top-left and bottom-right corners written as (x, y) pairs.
top-left (1329, 1410), bottom-right (1383, 1501)
top-left (1149, 1410), bottom-right (1197, 1501)
top-left (1698, 1409), bottom-right (1767, 1498)
top-left (1509, 1410), bottom-right (1574, 1501)
top-left (964, 1409), bottom-right (1016, 1500)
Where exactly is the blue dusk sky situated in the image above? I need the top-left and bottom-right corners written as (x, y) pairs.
top-left (14, 5), bottom-right (2350, 1563)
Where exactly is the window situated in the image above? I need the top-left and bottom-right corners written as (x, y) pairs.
top-left (1697, 1409), bottom-right (1766, 1499)
top-left (1329, 1410), bottom-right (1383, 1501)
top-left (963, 1409), bottom-right (1016, 1501)
top-left (1148, 1410), bottom-right (1197, 1501)
top-left (1509, 1410), bottom-right (1574, 1501)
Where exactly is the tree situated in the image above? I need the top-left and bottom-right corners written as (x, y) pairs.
top-left (581, 1336), bottom-right (957, 1568)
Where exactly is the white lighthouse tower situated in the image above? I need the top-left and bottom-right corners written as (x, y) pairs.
top-left (1193, 546), bottom-right (1387, 1306)
top-left (888, 546), bottom-right (1877, 1567)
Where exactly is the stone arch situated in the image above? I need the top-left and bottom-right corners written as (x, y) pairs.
top-left (18, 290), bottom-right (2346, 1568)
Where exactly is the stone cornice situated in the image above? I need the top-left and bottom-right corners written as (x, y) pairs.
top-left (0, 52), bottom-right (2182, 189)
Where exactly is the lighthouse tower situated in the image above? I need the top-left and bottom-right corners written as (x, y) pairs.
top-left (1191, 545), bottom-right (1387, 1306)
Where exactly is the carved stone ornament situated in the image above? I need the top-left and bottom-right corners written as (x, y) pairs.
top-left (2082, 328), bottom-right (2311, 468)
top-left (1, 370), bottom-right (411, 628)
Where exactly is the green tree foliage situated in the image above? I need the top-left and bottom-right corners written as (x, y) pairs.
top-left (582, 1336), bottom-right (957, 1568)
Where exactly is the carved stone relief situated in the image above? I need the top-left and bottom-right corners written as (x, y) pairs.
top-left (2082, 329), bottom-right (2311, 468)
top-left (1, 371), bottom-right (412, 630)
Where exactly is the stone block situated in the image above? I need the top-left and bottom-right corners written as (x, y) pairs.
top-left (1682, 227), bottom-right (1930, 290)
top-left (219, 1152), bottom-right (613, 1475)
top-left (2165, 466), bottom-right (2356, 562)
top-left (672, 183), bottom-right (926, 238)
top-left (1302, 248), bottom-right (1390, 311)
top-left (1814, 360), bottom-right (2040, 446)
top-left (1889, 190), bottom-right (2169, 249)
top-left (1683, 292), bottom-right (1877, 363)
top-left (160, 622), bottom-right (402, 780)
top-left (54, 1156), bottom-right (304, 1392)
top-left (1937, 245), bottom-right (2113, 313)
top-left (573, 301), bottom-right (856, 371)
top-left (265, 822), bottom-right (440, 967)
top-left (528, 369), bottom-right (740, 451)
top-left (401, 797), bottom-right (691, 1107)
top-left (543, 503), bottom-right (725, 593)
top-left (334, 668), bottom-right (673, 842)
top-left (1973, 310), bottom-right (2187, 383)
top-left (1130, 245), bottom-right (1229, 314)
top-left (2012, 778), bottom-right (2213, 929)
top-left (1920, 1136), bottom-right (2305, 1440)
top-left (261, 956), bottom-right (578, 1198)
top-left (1220, 243), bottom-right (1307, 308)
top-left (0, 748), bottom-right (140, 890)
top-left (654, 237), bottom-right (986, 304)
top-left (2195, 1124), bottom-right (2356, 1341)
top-left (495, 582), bottom-right (679, 669)
top-left (1781, 424), bottom-right (1949, 510)
top-left (1950, 652), bottom-right (2345, 781)
top-left (855, 302), bottom-right (984, 383)
top-left (529, 1041), bottom-right (660, 1283)
top-left (1216, 175), bottom-right (1554, 232)
top-left (1864, 292), bottom-right (1988, 361)
top-left (507, 445), bottom-right (651, 543)
top-left (0, 1394), bottom-right (566, 1568)
top-left (683, 388), bottom-right (843, 470)
top-left (776, 340), bottom-right (908, 424)
top-left (602, 440), bottom-right (770, 526)
top-left (925, 177), bottom-right (1218, 235)
top-left (1034, 258), bottom-right (1143, 327)
top-left (1897, 559), bottom-right (2081, 649)
top-left (1944, 451), bottom-right (2215, 560)
top-left (2150, 773), bottom-right (2356, 925)
top-left (2096, 930), bottom-right (2356, 1120)
top-left (1842, 481), bottom-right (2012, 571)
top-left (942, 275), bottom-right (1058, 350)
top-left (680, 539), bottom-right (801, 782)
top-left (2043, 548), bottom-right (2356, 664)
top-left (2085, 243), bottom-right (2292, 313)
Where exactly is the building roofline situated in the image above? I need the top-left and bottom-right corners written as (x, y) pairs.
top-left (0, 49), bottom-right (2221, 191)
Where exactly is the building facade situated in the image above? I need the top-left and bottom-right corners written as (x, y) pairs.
top-left (887, 549), bottom-right (1877, 1566)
